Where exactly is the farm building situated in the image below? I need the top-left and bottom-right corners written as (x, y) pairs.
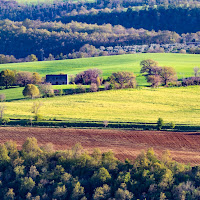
top-left (46, 74), bottom-right (68, 85)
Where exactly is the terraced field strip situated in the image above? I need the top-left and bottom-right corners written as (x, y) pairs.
top-left (0, 127), bottom-right (200, 165)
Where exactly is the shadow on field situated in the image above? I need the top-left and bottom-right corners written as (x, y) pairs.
top-left (6, 97), bottom-right (26, 102)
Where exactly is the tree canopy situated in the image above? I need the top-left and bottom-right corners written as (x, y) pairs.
top-left (22, 84), bottom-right (40, 99)
top-left (0, 69), bottom-right (15, 88)
top-left (0, 137), bottom-right (199, 200)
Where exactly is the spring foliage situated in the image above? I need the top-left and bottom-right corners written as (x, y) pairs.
top-left (22, 84), bottom-right (40, 99)
top-left (0, 137), bottom-right (199, 200)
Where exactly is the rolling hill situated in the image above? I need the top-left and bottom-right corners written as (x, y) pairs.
top-left (0, 53), bottom-right (199, 86)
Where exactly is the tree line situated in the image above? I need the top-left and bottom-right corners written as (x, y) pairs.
top-left (0, 137), bottom-right (200, 199)
top-left (0, 19), bottom-right (200, 59)
top-left (0, 69), bottom-right (41, 89)
top-left (58, 5), bottom-right (200, 34)
top-left (0, 0), bottom-right (200, 23)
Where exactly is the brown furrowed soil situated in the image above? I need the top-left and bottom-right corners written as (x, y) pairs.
top-left (0, 127), bottom-right (200, 165)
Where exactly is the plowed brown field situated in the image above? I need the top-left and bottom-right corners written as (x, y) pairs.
top-left (0, 127), bottom-right (200, 165)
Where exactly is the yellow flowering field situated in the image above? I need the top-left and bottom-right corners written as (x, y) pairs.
top-left (3, 86), bottom-right (200, 125)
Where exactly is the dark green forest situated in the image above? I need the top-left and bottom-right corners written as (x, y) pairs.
top-left (1, 137), bottom-right (200, 200)
top-left (0, 0), bottom-right (200, 34)
top-left (59, 6), bottom-right (200, 34)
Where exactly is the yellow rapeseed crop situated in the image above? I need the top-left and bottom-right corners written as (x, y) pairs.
top-left (4, 86), bottom-right (200, 125)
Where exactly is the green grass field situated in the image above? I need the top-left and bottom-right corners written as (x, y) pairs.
top-left (0, 85), bottom-right (88, 101)
top-left (2, 86), bottom-right (200, 125)
top-left (1, 53), bottom-right (199, 85)
top-left (0, 53), bottom-right (199, 125)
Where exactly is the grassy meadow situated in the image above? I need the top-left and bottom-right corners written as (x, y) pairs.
top-left (0, 85), bottom-right (78, 101)
top-left (0, 53), bottom-right (199, 125)
top-left (0, 53), bottom-right (199, 86)
top-left (2, 86), bottom-right (200, 125)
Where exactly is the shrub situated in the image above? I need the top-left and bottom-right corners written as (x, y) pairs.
top-left (77, 84), bottom-right (86, 93)
top-left (104, 82), bottom-right (111, 90)
top-left (182, 77), bottom-right (200, 86)
top-left (34, 114), bottom-right (43, 121)
top-left (180, 49), bottom-right (186, 54)
top-left (169, 122), bottom-right (175, 129)
top-left (59, 89), bottom-right (63, 96)
top-left (0, 94), bottom-right (6, 102)
top-left (157, 118), bottom-right (164, 130)
top-left (194, 67), bottom-right (200, 77)
top-left (1, 118), bottom-right (10, 125)
top-left (38, 83), bottom-right (54, 97)
top-left (90, 83), bottom-right (98, 92)
top-left (54, 89), bottom-right (60, 96)
top-left (103, 121), bottom-right (109, 128)
top-left (32, 102), bottom-right (43, 121)
top-left (167, 81), bottom-right (182, 87)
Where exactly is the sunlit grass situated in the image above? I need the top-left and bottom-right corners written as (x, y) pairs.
top-left (0, 53), bottom-right (199, 86)
top-left (2, 86), bottom-right (200, 125)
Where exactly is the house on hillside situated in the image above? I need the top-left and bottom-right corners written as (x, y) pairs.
top-left (46, 74), bottom-right (68, 85)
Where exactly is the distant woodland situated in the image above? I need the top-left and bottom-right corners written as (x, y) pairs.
top-left (0, 19), bottom-right (200, 59)
top-left (0, 0), bottom-right (200, 33)
top-left (0, 0), bottom-right (200, 59)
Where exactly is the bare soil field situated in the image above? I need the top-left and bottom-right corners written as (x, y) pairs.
top-left (0, 127), bottom-right (200, 165)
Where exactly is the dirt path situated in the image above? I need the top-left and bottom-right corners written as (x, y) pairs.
top-left (0, 127), bottom-right (200, 165)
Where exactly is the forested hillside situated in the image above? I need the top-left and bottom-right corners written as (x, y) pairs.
top-left (0, 19), bottom-right (200, 59)
top-left (61, 6), bottom-right (200, 34)
top-left (0, 0), bottom-right (200, 59)
top-left (0, 0), bottom-right (200, 34)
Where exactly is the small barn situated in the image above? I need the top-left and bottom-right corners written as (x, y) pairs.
top-left (46, 74), bottom-right (68, 85)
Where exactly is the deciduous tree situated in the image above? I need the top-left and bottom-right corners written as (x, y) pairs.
top-left (53, 185), bottom-right (67, 199)
top-left (75, 69), bottom-right (102, 85)
top-left (0, 94), bottom-right (6, 102)
top-left (0, 104), bottom-right (6, 119)
top-left (23, 84), bottom-right (39, 99)
top-left (93, 184), bottom-right (111, 200)
top-left (147, 75), bottom-right (162, 87)
top-left (159, 66), bottom-right (177, 86)
top-left (4, 188), bottom-right (15, 200)
top-left (26, 54), bottom-right (38, 62)
top-left (92, 167), bottom-right (111, 186)
top-left (194, 67), bottom-right (200, 77)
top-left (71, 182), bottom-right (85, 200)
top-left (0, 69), bottom-right (15, 89)
top-left (31, 102), bottom-right (43, 121)
top-left (21, 177), bottom-right (35, 192)
top-left (108, 72), bottom-right (136, 89)
top-left (32, 72), bottom-right (41, 84)
top-left (38, 83), bottom-right (54, 97)
top-left (140, 59), bottom-right (159, 76)
top-left (16, 71), bottom-right (33, 86)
